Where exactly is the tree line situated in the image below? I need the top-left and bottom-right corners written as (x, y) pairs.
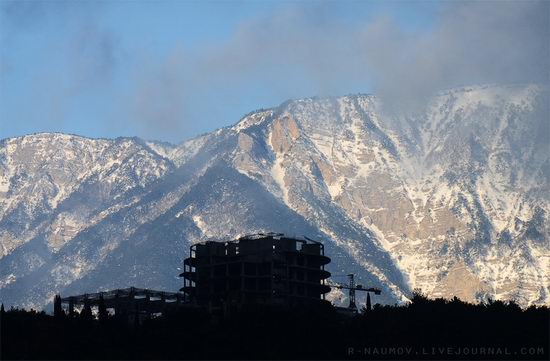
top-left (1, 292), bottom-right (548, 360)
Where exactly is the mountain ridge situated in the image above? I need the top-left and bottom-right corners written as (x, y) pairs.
top-left (1, 84), bottom-right (548, 309)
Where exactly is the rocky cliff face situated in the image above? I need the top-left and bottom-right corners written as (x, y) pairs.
top-left (1, 84), bottom-right (548, 309)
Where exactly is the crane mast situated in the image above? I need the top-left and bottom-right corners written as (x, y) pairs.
top-left (331, 273), bottom-right (382, 310)
top-left (348, 274), bottom-right (356, 309)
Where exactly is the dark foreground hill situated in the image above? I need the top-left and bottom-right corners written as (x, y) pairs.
top-left (1, 293), bottom-right (549, 360)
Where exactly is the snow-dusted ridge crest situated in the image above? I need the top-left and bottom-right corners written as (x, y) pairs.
top-left (0, 84), bottom-right (548, 310)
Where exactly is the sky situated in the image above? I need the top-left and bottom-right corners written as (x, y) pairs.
top-left (0, 0), bottom-right (548, 143)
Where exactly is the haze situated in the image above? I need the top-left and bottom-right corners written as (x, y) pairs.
top-left (0, 0), bottom-right (548, 143)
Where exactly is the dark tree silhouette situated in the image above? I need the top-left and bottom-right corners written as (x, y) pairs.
top-left (80, 299), bottom-right (93, 321)
top-left (68, 298), bottom-right (75, 318)
top-left (54, 294), bottom-right (64, 319)
top-left (98, 294), bottom-right (108, 322)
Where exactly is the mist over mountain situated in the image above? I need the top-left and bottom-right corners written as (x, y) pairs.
top-left (0, 84), bottom-right (548, 310)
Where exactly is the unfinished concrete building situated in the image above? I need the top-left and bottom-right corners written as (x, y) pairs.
top-left (180, 233), bottom-right (331, 310)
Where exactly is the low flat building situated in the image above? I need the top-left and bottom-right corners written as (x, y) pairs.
top-left (56, 287), bottom-right (184, 323)
top-left (180, 233), bottom-right (331, 311)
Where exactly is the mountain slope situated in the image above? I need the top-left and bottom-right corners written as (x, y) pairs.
top-left (0, 84), bottom-right (548, 309)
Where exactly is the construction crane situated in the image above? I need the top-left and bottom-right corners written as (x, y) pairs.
top-left (331, 274), bottom-right (381, 310)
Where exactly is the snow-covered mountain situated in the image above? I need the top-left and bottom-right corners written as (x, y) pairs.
top-left (1, 84), bottom-right (548, 309)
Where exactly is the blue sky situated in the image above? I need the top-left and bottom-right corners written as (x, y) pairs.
top-left (0, 1), bottom-right (547, 143)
